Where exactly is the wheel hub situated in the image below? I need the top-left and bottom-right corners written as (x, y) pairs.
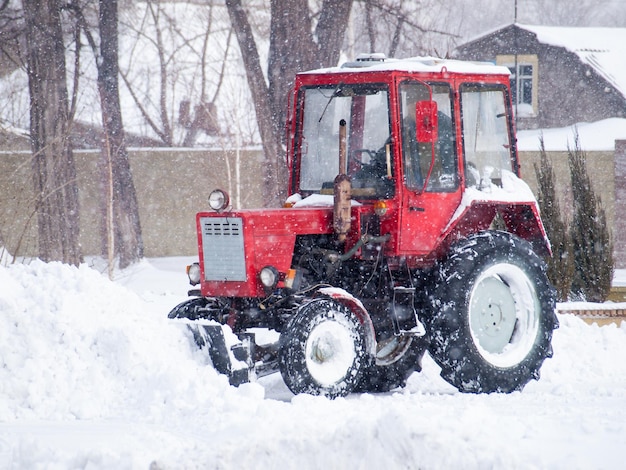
top-left (311, 336), bottom-right (334, 363)
top-left (305, 320), bottom-right (356, 386)
top-left (470, 275), bottom-right (517, 354)
top-left (479, 299), bottom-right (505, 332)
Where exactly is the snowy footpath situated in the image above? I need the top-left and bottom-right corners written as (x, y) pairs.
top-left (1, 258), bottom-right (625, 469)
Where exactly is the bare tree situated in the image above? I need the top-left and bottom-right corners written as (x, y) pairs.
top-left (96, 0), bottom-right (143, 269)
top-left (352, 0), bottom-right (461, 58)
top-left (22, 0), bottom-right (81, 265)
top-left (0, 0), bottom-right (22, 75)
top-left (521, 0), bottom-right (604, 26)
top-left (225, 0), bottom-right (282, 206)
top-left (225, 0), bottom-right (354, 206)
top-left (180, 11), bottom-right (232, 147)
top-left (118, 1), bottom-right (229, 147)
top-left (69, 0), bottom-right (144, 270)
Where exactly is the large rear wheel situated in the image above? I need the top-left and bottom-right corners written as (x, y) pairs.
top-left (427, 231), bottom-right (558, 393)
top-left (278, 298), bottom-right (367, 398)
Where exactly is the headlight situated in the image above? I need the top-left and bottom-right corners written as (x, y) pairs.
top-left (186, 262), bottom-right (201, 285)
top-left (208, 189), bottom-right (230, 212)
top-left (259, 266), bottom-right (279, 289)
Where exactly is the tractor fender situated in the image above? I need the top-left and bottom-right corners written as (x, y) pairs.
top-left (317, 287), bottom-right (377, 356)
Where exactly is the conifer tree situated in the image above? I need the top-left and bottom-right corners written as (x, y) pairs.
top-left (568, 134), bottom-right (613, 302)
top-left (534, 138), bottom-right (574, 301)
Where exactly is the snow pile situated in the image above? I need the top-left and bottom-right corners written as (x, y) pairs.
top-left (1, 260), bottom-right (626, 468)
top-left (0, 261), bottom-right (240, 423)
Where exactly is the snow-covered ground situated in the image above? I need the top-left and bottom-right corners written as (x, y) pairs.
top-left (1, 258), bottom-right (625, 469)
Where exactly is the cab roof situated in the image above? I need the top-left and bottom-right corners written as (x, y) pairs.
top-left (301, 54), bottom-right (511, 77)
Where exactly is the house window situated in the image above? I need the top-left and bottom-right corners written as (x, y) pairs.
top-left (509, 64), bottom-right (533, 106)
top-left (497, 55), bottom-right (538, 117)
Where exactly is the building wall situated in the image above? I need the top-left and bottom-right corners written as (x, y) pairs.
top-left (0, 150), bottom-right (37, 260)
top-left (614, 140), bottom-right (626, 267)
top-left (0, 147), bottom-right (621, 267)
top-left (518, 150), bottom-right (616, 232)
top-left (0, 148), bottom-right (265, 259)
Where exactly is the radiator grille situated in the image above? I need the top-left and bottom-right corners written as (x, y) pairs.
top-left (200, 216), bottom-right (247, 281)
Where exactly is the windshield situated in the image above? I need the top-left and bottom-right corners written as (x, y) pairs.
top-left (297, 84), bottom-right (393, 198)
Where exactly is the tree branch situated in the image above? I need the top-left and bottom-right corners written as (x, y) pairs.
top-left (119, 68), bottom-right (170, 144)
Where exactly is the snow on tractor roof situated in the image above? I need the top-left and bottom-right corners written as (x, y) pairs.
top-left (302, 54), bottom-right (511, 76)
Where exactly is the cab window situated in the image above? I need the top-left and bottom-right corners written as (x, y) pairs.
top-left (460, 84), bottom-right (515, 188)
top-left (399, 81), bottom-right (458, 192)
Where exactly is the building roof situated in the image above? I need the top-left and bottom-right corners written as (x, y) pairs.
top-left (517, 24), bottom-right (626, 100)
top-left (463, 24), bottom-right (626, 102)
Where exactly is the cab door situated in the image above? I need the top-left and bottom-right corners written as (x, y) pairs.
top-left (398, 79), bottom-right (462, 255)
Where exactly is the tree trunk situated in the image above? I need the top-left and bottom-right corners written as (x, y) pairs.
top-left (267, 0), bottom-right (317, 133)
top-left (98, 0), bottom-right (144, 269)
top-left (268, 0), bottom-right (353, 137)
top-left (226, 0), bottom-right (284, 206)
top-left (226, 0), bottom-right (354, 206)
top-left (23, 0), bottom-right (81, 266)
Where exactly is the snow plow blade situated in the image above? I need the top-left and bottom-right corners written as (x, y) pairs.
top-left (168, 297), bottom-right (254, 386)
top-left (178, 321), bottom-right (254, 386)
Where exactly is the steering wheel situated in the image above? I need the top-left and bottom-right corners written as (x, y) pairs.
top-left (350, 148), bottom-right (378, 172)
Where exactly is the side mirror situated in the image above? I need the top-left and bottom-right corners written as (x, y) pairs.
top-left (415, 100), bottom-right (438, 143)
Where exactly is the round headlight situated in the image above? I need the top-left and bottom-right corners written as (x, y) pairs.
top-left (259, 266), bottom-right (279, 289)
top-left (187, 262), bottom-right (201, 285)
top-left (208, 189), bottom-right (230, 212)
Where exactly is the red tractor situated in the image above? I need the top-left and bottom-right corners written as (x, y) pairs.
top-left (169, 54), bottom-right (558, 398)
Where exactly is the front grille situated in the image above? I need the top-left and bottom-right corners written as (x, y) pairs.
top-left (200, 216), bottom-right (247, 281)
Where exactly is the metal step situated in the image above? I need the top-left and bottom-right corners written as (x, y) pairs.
top-left (392, 286), bottom-right (426, 337)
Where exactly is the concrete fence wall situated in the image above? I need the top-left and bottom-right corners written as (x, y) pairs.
top-left (519, 147), bottom-right (624, 268)
top-left (613, 141), bottom-right (626, 268)
top-left (1, 145), bottom-right (623, 266)
top-left (517, 148), bottom-right (616, 247)
top-left (0, 148), bottom-right (265, 259)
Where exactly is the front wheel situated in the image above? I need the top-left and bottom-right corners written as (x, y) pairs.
top-left (278, 298), bottom-right (367, 398)
top-left (427, 231), bottom-right (558, 393)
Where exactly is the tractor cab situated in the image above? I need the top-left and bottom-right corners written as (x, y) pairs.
top-left (289, 55), bottom-right (540, 263)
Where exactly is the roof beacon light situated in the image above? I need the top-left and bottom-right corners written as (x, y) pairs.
top-left (356, 52), bottom-right (386, 62)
